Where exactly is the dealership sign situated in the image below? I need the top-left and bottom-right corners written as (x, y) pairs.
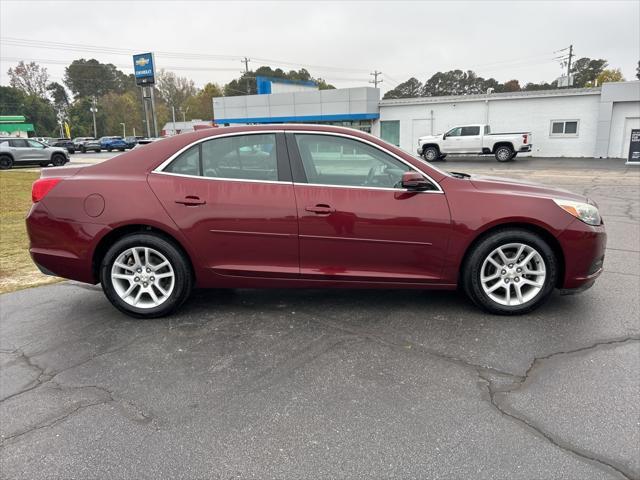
top-left (133, 52), bottom-right (155, 85)
top-left (628, 129), bottom-right (640, 165)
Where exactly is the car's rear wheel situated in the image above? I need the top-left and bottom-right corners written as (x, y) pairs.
top-left (96, 148), bottom-right (101, 153)
top-left (100, 233), bottom-right (193, 318)
top-left (422, 146), bottom-right (439, 162)
top-left (81, 147), bottom-right (87, 153)
top-left (0, 155), bottom-right (13, 170)
top-left (495, 145), bottom-right (514, 162)
top-left (463, 229), bottom-right (557, 315)
top-left (52, 154), bottom-right (66, 166)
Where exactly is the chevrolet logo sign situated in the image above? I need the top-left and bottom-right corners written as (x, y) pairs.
top-left (135, 57), bottom-right (150, 67)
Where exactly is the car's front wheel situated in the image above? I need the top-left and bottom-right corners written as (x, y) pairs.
top-left (100, 233), bottom-right (193, 318)
top-left (462, 229), bottom-right (557, 315)
top-left (422, 146), bottom-right (439, 162)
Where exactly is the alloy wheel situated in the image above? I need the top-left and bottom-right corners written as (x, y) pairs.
top-left (480, 242), bottom-right (546, 306)
top-left (110, 246), bottom-right (175, 309)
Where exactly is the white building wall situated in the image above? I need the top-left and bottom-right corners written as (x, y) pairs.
top-left (379, 93), bottom-right (601, 157)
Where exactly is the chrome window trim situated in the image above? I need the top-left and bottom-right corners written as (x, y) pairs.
top-left (153, 130), bottom-right (283, 173)
top-left (152, 129), bottom-right (444, 194)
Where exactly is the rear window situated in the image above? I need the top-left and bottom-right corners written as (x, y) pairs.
top-left (461, 126), bottom-right (480, 136)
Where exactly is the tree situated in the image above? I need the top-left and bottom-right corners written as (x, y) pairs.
top-left (383, 77), bottom-right (423, 99)
top-left (47, 82), bottom-right (70, 119)
top-left (570, 58), bottom-right (608, 87)
top-left (421, 70), bottom-right (498, 96)
top-left (523, 81), bottom-right (557, 91)
top-left (7, 61), bottom-right (49, 98)
top-left (64, 59), bottom-right (131, 99)
top-left (500, 79), bottom-right (521, 92)
top-left (99, 91), bottom-right (143, 137)
top-left (155, 70), bottom-right (197, 112)
top-left (185, 82), bottom-right (223, 120)
top-left (587, 68), bottom-right (624, 86)
top-left (0, 86), bottom-right (57, 135)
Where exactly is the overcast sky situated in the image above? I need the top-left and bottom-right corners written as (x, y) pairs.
top-left (1, 0), bottom-right (638, 94)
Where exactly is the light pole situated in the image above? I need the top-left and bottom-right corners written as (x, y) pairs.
top-left (90, 96), bottom-right (98, 138)
top-left (120, 122), bottom-right (126, 138)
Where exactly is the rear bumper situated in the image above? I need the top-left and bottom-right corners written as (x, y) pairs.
top-left (519, 145), bottom-right (532, 152)
top-left (558, 219), bottom-right (607, 290)
top-left (26, 202), bottom-right (108, 284)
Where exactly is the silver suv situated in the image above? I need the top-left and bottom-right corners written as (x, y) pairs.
top-left (0, 138), bottom-right (69, 169)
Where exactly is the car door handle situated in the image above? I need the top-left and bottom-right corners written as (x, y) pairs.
top-left (175, 195), bottom-right (206, 206)
top-left (305, 204), bottom-right (335, 214)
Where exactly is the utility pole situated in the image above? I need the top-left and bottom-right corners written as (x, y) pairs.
top-left (566, 44), bottom-right (574, 86)
top-left (241, 57), bottom-right (251, 94)
top-left (369, 70), bottom-right (383, 88)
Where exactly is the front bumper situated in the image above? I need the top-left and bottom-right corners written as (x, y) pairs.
top-left (557, 218), bottom-right (607, 290)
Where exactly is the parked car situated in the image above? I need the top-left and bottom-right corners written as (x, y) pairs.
top-left (124, 136), bottom-right (145, 149)
top-left (73, 137), bottom-right (95, 150)
top-left (48, 138), bottom-right (76, 154)
top-left (417, 124), bottom-right (532, 162)
top-left (26, 124), bottom-right (605, 318)
top-left (0, 137), bottom-right (69, 169)
top-left (82, 136), bottom-right (128, 153)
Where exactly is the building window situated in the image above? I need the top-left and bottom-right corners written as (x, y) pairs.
top-left (380, 120), bottom-right (400, 146)
top-left (550, 120), bottom-right (579, 137)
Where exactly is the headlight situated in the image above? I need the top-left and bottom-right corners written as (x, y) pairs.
top-left (553, 198), bottom-right (601, 226)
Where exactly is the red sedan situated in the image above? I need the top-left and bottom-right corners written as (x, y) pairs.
top-left (26, 125), bottom-right (606, 318)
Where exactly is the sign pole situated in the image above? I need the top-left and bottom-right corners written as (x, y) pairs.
top-left (150, 87), bottom-right (159, 138)
top-left (132, 52), bottom-right (157, 138)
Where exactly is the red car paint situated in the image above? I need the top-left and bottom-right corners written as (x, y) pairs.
top-left (26, 124), bottom-right (606, 292)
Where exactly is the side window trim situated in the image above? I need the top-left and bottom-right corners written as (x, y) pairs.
top-left (286, 131), bottom-right (442, 193)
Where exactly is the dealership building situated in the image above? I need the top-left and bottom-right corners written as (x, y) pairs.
top-left (212, 78), bottom-right (640, 159)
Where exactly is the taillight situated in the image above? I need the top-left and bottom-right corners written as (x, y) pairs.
top-left (522, 134), bottom-right (528, 144)
top-left (32, 178), bottom-right (61, 203)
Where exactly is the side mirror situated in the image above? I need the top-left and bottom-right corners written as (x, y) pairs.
top-left (401, 171), bottom-right (431, 190)
top-left (442, 133), bottom-right (447, 139)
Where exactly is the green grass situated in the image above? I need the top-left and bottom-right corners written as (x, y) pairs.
top-left (0, 170), bottom-right (61, 293)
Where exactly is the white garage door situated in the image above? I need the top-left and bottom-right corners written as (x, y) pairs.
top-left (623, 117), bottom-right (640, 159)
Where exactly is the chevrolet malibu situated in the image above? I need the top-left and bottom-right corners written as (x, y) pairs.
top-left (26, 125), bottom-right (606, 318)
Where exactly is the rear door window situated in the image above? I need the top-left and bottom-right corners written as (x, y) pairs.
top-left (201, 134), bottom-right (278, 181)
top-left (461, 126), bottom-right (480, 136)
top-left (10, 139), bottom-right (29, 148)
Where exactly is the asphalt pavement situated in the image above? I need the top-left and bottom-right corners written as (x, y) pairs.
top-left (1, 156), bottom-right (639, 479)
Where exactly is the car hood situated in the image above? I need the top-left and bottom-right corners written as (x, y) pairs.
top-left (469, 174), bottom-right (588, 202)
top-left (419, 134), bottom-right (441, 142)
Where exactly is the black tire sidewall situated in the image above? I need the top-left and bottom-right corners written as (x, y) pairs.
top-left (52, 154), bottom-right (66, 166)
top-left (100, 233), bottom-right (193, 318)
top-left (463, 229), bottom-right (557, 315)
top-left (423, 146), bottom-right (439, 161)
top-left (0, 156), bottom-right (13, 169)
top-left (495, 146), bottom-right (514, 162)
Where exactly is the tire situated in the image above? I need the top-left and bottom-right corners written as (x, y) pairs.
top-left (100, 233), bottom-right (193, 318)
top-left (119, 148), bottom-right (125, 152)
top-left (40, 162), bottom-right (50, 167)
top-left (107, 148), bottom-right (112, 152)
top-left (462, 228), bottom-right (558, 315)
top-left (0, 155), bottom-right (13, 170)
top-left (52, 154), bottom-right (66, 166)
top-left (439, 154), bottom-right (448, 161)
top-left (68, 149), bottom-right (75, 154)
top-left (81, 147), bottom-right (87, 153)
top-left (495, 145), bottom-right (514, 162)
top-left (422, 146), bottom-right (439, 162)
top-left (96, 149), bottom-right (101, 153)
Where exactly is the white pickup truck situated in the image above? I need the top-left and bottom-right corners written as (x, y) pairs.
top-left (417, 124), bottom-right (532, 162)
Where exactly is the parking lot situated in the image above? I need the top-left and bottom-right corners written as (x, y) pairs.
top-left (1, 156), bottom-right (639, 479)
